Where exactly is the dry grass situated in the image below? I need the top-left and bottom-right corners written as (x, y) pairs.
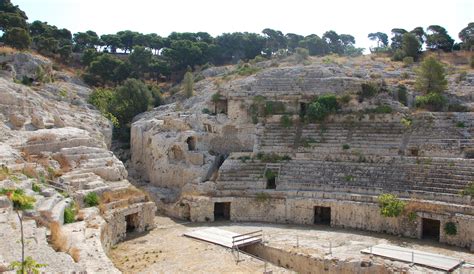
top-left (101, 187), bottom-right (145, 204)
top-left (33, 213), bottom-right (52, 228)
top-left (427, 51), bottom-right (473, 68)
top-left (86, 221), bottom-right (100, 229)
top-left (0, 46), bottom-right (18, 55)
top-left (26, 133), bottom-right (57, 144)
top-left (77, 155), bottom-right (88, 165)
top-left (76, 210), bottom-right (85, 222)
top-left (0, 165), bottom-right (10, 181)
top-left (69, 247), bottom-right (81, 262)
top-left (22, 164), bottom-right (38, 179)
top-left (20, 150), bottom-right (51, 169)
top-left (98, 202), bottom-right (107, 215)
top-left (405, 199), bottom-right (444, 214)
top-left (99, 187), bottom-right (147, 213)
top-left (52, 154), bottom-right (72, 173)
top-left (49, 221), bottom-right (68, 252)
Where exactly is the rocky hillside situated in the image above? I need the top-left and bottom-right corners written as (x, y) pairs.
top-left (0, 50), bottom-right (155, 272)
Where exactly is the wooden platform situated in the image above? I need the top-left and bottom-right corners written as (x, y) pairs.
top-left (183, 228), bottom-right (262, 248)
top-left (361, 244), bottom-right (463, 271)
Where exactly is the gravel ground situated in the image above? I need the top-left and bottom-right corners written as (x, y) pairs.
top-left (109, 216), bottom-right (474, 273)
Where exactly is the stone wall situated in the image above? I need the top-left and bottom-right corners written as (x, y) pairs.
top-left (182, 195), bottom-right (474, 249)
top-left (102, 202), bottom-right (156, 249)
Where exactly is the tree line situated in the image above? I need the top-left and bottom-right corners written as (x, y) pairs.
top-left (1, 1), bottom-right (473, 84)
top-left (1, 0), bottom-right (473, 141)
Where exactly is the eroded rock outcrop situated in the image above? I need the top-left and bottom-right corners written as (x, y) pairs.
top-left (0, 51), bottom-right (155, 272)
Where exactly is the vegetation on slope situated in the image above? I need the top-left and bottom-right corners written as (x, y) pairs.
top-left (1, 0), bottom-right (473, 141)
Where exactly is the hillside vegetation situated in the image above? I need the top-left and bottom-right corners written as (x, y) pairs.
top-left (1, 0), bottom-right (473, 141)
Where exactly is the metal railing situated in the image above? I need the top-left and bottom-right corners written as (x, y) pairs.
top-left (232, 230), bottom-right (263, 263)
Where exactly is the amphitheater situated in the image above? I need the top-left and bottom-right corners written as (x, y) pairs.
top-left (130, 55), bottom-right (474, 272)
top-left (1, 50), bottom-right (474, 273)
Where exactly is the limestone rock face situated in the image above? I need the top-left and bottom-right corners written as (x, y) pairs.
top-left (0, 52), bottom-right (155, 273)
top-left (9, 113), bottom-right (26, 129)
top-left (0, 56), bottom-right (112, 147)
top-left (31, 112), bottom-right (45, 129)
top-left (0, 52), bottom-right (52, 82)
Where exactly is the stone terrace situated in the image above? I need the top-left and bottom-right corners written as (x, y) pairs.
top-left (226, 65), bottom-right (364, 99)
top-left (217, 156), bottom-right (474, 205)
top-left (257, 112), bottom-right (474, 158)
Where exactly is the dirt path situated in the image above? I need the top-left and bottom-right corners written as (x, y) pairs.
top-left (108, 216), bottom-right (291, 273)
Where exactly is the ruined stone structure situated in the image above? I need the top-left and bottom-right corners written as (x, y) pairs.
top-left (131, 57), bottom-right (474, 250)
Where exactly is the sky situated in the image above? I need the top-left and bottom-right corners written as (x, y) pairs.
top-left (14, 0), bottom-right (474, 51)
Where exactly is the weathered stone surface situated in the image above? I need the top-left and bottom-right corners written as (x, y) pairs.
top-left (0, 197), bottom-right (11, 208)
top-left (0, 52), bottom-right (52, 82)
top-left (9, 113), bottom-right (26, 129)
top-left (31, 112), bottom-right (45, 129)
top-left (0, 52), bottom-right (154, 273)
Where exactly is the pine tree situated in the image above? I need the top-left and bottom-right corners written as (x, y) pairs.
top-left (415, 56), bottom-right (447, 94)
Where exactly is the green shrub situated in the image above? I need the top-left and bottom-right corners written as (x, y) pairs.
top-left (456, 71), bottom-right (467, 83)
top-left (448, 103), bottom-right (469, 112)
top-left (280, 115), bottom-right (293, 128)
top-left (0, 188), bottom-right (35, 210)
top-left (307, 94), bottom-right (339, 122)
top-left (402, 56), bottom-right (414, 67)
top-left (249, 96), bottom-right (266, 124)
top-left (32, 183), bottom-right (41, 193)
top-left (456, 121), bottom-right (466, 128)
top-left (236, 63), bottom-right (260, 76)
top-left (265, 101), bottom-right (286, 115)
top-left (295, 47), bottom-right (309, 63)
top-left (264, 169), bottom-right (277, 180)
top-left (256, 152), bottom-right (291, 163)
top-left (183, 71), bottom-right (194, 98)
top-left (359, 83), bottom-right (379, 101)
top-left (401, 117), bottom-right (412, 128)
top-left (460, 182), bottom-right (474, 196)
top-left (21, 76), bottom-right (33, 86)
top-left (202, 108), bottom-right (211, 114)
top-left (251, 55), bottom-right (266, 64)
top-left (344, 175), bottom-right (354, 181)
top-left (238, 156), bottom-right (251, 163)
top-left (88, 88), bottom-right (119, 127)
top-left (391, 49), bottom-right (405, 61)
top-left (415, 93), bottom-right (447, 111)
top-left (414, 56), bottom-right (447, 94)
top-left (397, 84), bottom-right (408, 106)
top-left (84, 192), bottom-right (100, 207)
top-left (9, 256), bottom-right (47, 274)
top-left (378, 194), bottom-right (406, 217)
top-left (281, 155), bottom-right (292, 161)
top-left (338, 94), bottom-right (352, 104)
top-left (317, 94), bottom-right (339, 111)
top-left (444, 222), bottom-right (457, 236)
top-left (255, 192), bottom-right (270, 202)
top-left (307, 102), bottom-right (328, 121)
top-left (366, 105), bottom-right (393, 114)
top-left (342, 144), bottom-right (350, 150)
top-left (64, 204), bottom-right (76, 224)
top-left (407, 212), bottom-right (417, 222)
top-left (194, 74), bottom-right (205, 82)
